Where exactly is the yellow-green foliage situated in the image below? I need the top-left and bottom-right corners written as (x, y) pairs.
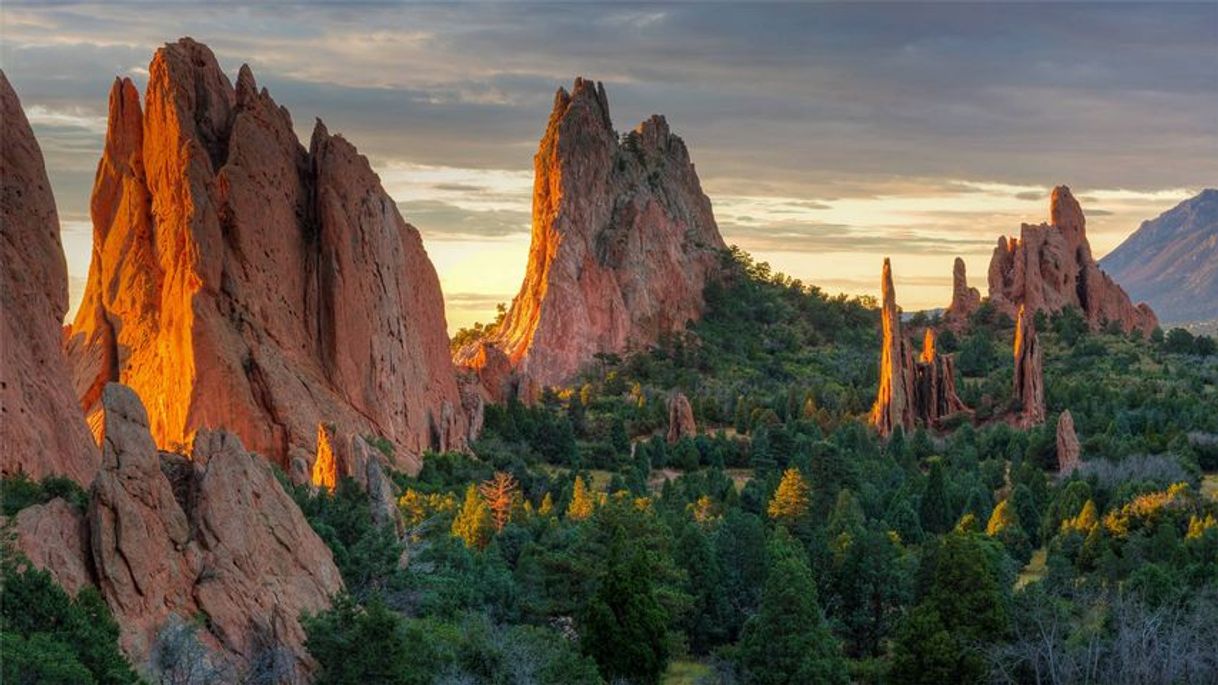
top-left (767, 468), bottom-right (811, 523)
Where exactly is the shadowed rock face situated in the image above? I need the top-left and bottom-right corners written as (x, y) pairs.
top-left (455, 78), bottom-right (726, 399)
top-left (988, 186), bottom-right (1157, 335)
top-left (0, 71), bottom-right (101, 485)
top-left (88, 383), bottom-right (343, 678)
top-left (1056, 409), bottom-right (1080, 475)
top-left (65, 38), bottom-right (465, 474)
top-left (667, 392), bottom-right (697, 444)
top-left (944, 256), bottom-right (981, 329)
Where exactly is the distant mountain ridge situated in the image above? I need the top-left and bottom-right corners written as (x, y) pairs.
top-left (1101, 189), bottom-right (1218, 326)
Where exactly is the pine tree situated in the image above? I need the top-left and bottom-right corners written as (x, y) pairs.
top-left (566, 476), bottom-right (595, 521)
top-left (580, 530), bottom-right (669, 684)
top-left (919, 458), bottom-right (954, 534)
top-left (478, 471), bottom-right (519, 532)
top-left (675, 523), bottom-right (731, 654)
top-left (451, 483), bottom-right (492, 549)
top-left (538, 492), bottom-right (554, 517)
top-left (739, 529), bottom-right (848, 684)
top-left (767, 468), bottom-right (811, 524)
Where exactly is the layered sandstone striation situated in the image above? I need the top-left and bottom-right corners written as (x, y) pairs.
top-left (943, 257), bottom-right (981, 329)
top-left (1013, 306), bottom-right (1046, 426)
top-left (89, 383), bottom-right (342, 676)
top-left (1056, 409), bottom-right (1081, 476)
top-left (667, 392), bottom-right (697, 444)
top-left (988, 186), bottom-right (1157, 335)
top-left (455, 78), bottom-right (726, 399)
top-left (0, 71), bottom-right (100, 484)
top-left (871, 260), bottom-right (970, 437)
top-left (65, 39), bottom-right (466, 474)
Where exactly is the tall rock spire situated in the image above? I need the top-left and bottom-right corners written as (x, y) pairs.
top-left (943, 256), bottom-right (980, 329)
top-left (65, 39), bottom-right (467, 473)
top-left (0, 70), bottom-right (100, 485)
top-left (870, 259), bottom-right (915, 436)
top-left (988, 186), bottom-right (1157, 335)
top-left (455, 77), bottom-right (726, 399)
top-left (1013, 305), bottom-right (1046, 426)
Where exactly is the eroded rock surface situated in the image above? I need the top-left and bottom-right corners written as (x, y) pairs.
top-left (0, 71), bottom-right (100, 484)
top-left (65, 38), bottom-right (466, 474)
top-left (12, 498), bottom-right (93, 596)
top-left (88, 383), bottom-right (342, 678)
top-left (455, 78), bottom-right (726, 398)
top-left (870, 259), bottom-right (915, 437)
top-left (944, 257), bottom-right (981, 329)
top-left (1013, 306), bottom-right (1046, 426)
top-left (667, 392), bottom-right (697, 444)
top-left (1056, 409), bottom-right (1081, 476)
top-left (988, 186), bottom-right (1157, 335)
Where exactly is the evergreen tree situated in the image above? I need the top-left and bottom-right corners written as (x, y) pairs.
top-left (738, 529), bottom-right (848, 685)
top-left (303, 594), bottom-right (411, 685)
top-left (674, 523), bottom-right (731, 653)
top-left (919, 458), bottom-right (954, 534)
top-left (579, 530), bottom-right (669, 684)
top-left (714, 510), bottom-right (770, 640)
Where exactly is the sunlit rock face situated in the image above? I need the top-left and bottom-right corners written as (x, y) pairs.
top-left (1013, 305), bottom-right (1046, 427)
top-left (0, 71), bottom-right (100, 485)
top-left (870, 260), bottom-right (970, 437)
top-left (987, 186), bottom-right (1157, 335)
top-left (455, 78), bottom-right (726, 399)
top-left (89, 383), bottom-right (342, 677)
top-left (65, 38), bottom-right (466, 474)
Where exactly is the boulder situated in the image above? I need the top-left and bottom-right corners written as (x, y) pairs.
top-left (666, 392), bottom-right (697, 444)
top-left (0, 71), bottom-right (99, 485)
top-left (64, 38), bottom-right (466, 475)
top-left (988, 186), bottom-right (1157, 335)
top-left (455, 78), bottom-right (726, 398)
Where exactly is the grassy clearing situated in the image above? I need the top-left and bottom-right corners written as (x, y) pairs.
top-left (663, 660), bottom-right (714, 685)
top-left (1016, 547), bottom-right (1048, 589)
top-left (1202, 473), bottom-right (1218, 501)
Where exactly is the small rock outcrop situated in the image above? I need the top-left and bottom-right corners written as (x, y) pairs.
top-left (943, 257), bottom-right (981, 329)
top-left (988, 186), bottom-right (1157, 335)
top-left (871, 261), bottom-right (971, 437)
top-left (455, 78), bottom-right (726, 398)
top-left (666, 392), bottom-right (697, 444)
top-left (0, 71), bottom-right (100, 485)
top-left (12, 498), bottom-right (93, 596)
top-left (1013, 306), bottom-right (1046, 426)
top-left (65, 39), bottom-right (466, 474)
top-left (1056, 409), bottom-right (1081, 476)
top-left (89, 384), bottom-right (343, 677)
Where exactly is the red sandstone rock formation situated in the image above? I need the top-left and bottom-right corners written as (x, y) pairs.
top-left (667, 392), bottom-right (697, 444)
top-left (988, 186), bottom-right (1157, 335)
top-left (88, 383), bottom-right (342, 677)
top-left (455, 78), bottom-right (726, 398)
top-left (871, 261), bottom-right (971, 437)
top-left (943, 257), bottom-right (981, 329)
top-left (65, 39), bottom-right (466, 475)
top-left (11, 498), bottom-right (93, 595)
top-left (912, 329), bottom-right (971, 426)
top-left (1056, 409), bottom-right (1081, 476)
top-left (1013, 305), bottom-right (1046, 426)
top-left (0, 71), bottom-right (100, 485)
top-left (870, 259), bottom-right (915, 437)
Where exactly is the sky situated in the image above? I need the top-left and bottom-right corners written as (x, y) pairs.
top-left (3, 2), bottom-right (1215, 332)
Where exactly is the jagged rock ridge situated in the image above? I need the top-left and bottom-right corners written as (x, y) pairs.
top-left (455, 77), bottom-right (726, 399)
top-left (65, 38), bottom-right (466, 474)
top-left (0, 70), bottom-right (101, 485)
top-left (1100, 188), bottom-right (1218, 326)
top-left (988, 186), bottom-right (1157, 335)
